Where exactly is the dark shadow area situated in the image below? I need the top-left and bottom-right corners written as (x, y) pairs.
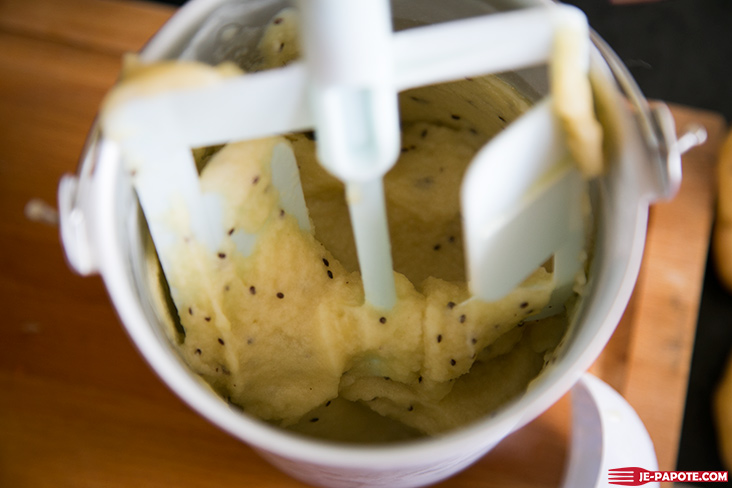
top-left (676, 237), bottom-right (732, 486)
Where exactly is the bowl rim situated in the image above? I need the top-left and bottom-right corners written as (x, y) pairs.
top-left (82, 0), bottom-right (663, 469)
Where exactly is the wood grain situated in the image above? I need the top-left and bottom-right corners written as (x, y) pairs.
top-left (0, 1), bottom-right (723, 487)
top-left (0, 0), bottom-right (173, 56)
top-left (590, 106), bottom-right (727, 484)
top-left (622, 106), bottom-right (727, 473)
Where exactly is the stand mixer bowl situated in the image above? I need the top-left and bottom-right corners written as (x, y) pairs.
top-left (58, 0), bottom-right (683, 486)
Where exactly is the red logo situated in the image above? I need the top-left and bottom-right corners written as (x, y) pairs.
top-left (609, 467), bottom-right (729, 485)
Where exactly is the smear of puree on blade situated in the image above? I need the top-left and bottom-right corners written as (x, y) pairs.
top-left (105, 8), bottom-right (598, 442)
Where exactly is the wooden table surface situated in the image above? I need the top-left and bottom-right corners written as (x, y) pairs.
top-left (0, 0), bottom-right (727, 486)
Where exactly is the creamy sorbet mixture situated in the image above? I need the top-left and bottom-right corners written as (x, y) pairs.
top-left (125, 9), bottom-right (596, 443)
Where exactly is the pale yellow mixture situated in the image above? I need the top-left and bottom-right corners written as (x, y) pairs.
top-left (106, 9), bottom-right (599, 442)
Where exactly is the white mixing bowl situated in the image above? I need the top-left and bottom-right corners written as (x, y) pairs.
top-left (58, 1), bottom-right (684, 486)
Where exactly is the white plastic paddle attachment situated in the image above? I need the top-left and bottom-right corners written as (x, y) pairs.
top-left (100, 3), bottom-right (593, 313)
top-left (299, 0), bottom-right (400, 310)
top-left (457, 8), bottom-right (592, 314)
top-left (461, 99), bottom-right (585, 310)
top-left (101, 78), bottom-right (312, 300)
